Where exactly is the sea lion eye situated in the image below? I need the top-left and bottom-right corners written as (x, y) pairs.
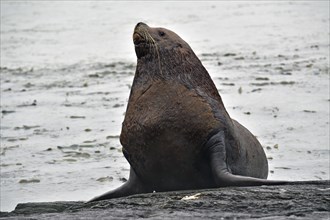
top-left (159, 31), bottom-right (165, 37)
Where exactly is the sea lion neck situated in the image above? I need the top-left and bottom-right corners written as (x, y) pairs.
top-left (134, 49), bottom-right (202, 83)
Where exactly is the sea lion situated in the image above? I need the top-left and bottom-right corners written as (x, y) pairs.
top-left (89, 22), bottom-right (286, 202)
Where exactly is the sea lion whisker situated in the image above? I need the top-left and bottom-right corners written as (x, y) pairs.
top-left (145, 32), bottom-right (162, 76)
top-left (143, 31), bottom-right (149, 42)
top-left (143, 30), bottom-right (155, 44)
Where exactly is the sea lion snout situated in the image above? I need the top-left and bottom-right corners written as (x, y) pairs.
top-left (133, 22), bottom-right (149, 45)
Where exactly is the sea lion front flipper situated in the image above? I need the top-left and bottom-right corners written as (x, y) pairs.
top-left (206, 131), bottom-right (287, 186)
top-left (88, 167), bottom-right (149, 202)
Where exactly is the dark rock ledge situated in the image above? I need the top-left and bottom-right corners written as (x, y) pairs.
top-left (1, 180), bottom-right (329, 219)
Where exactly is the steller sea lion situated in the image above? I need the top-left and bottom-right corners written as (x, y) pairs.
top-left (89, 22), bottom-right (286, 202)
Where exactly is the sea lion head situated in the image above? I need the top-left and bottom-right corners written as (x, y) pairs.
top-left (131, 22), bottom-right (219, 101)
top-left (133, 22), bottom-right (192, 61)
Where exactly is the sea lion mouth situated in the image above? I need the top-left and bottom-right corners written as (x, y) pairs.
top-left (133, 32), bottom-right (145, 45)
top-left (133, 22), bottom-right (156, 59)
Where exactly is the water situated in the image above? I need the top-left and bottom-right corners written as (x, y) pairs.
top-left (1, 1), bottom-right (329, 212)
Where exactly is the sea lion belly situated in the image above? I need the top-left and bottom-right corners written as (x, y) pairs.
top-left (120, 80), bottom-right (219, 190)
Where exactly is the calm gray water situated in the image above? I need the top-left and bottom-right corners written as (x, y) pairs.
top-left (1, 1), bottom-right (329, 212)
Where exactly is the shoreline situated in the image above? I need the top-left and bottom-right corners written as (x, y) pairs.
top-left (1, 180), bottom-right (329, 219)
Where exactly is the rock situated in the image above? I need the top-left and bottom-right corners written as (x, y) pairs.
top-left (18, 179), bottom-right (40, 184)
top-left (223, 53), bottom-right (236, 57)
top-left (0, 181), bottom-right (329, 219)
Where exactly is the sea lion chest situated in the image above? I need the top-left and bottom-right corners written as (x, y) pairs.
top-left (120, 80), bottom-right (219, 189)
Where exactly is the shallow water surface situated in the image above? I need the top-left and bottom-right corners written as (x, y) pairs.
top-left (0, 1), bottom-right (329, 212)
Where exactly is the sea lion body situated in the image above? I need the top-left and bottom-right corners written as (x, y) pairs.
top-left (90, 23), bottom-right (285, 202)
top-left (121, 80), bottom-right (218, 190)
top-left (121, 80), bottom-right (268, 191)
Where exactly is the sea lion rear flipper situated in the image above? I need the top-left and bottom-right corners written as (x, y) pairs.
top-left (88, 167), bottom-right (149, 202)
top-left (206, 131), bottom-right (287, 186)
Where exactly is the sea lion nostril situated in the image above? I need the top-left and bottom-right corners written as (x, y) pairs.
top-left (136, 22), bottom-right (147, 28)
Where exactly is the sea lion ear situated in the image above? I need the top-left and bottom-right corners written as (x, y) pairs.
top-left (176, 43), bottom-right (183, 48)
